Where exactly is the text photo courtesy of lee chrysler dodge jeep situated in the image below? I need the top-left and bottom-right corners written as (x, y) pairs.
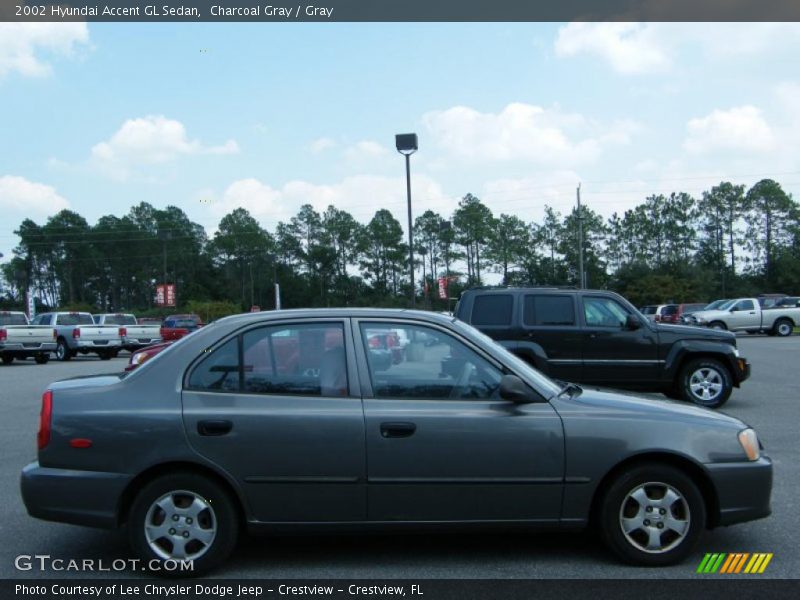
top-left (455, 288), bottom-right (750, 408)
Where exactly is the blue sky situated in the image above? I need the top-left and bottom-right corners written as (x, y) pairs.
top-left (1, 22), bottom-right (799, 261)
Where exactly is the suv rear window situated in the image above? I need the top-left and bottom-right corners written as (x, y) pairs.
top-left (471, 294), bottom-right (513, 326)
top-left (523, 295), bottom-right (575, 326)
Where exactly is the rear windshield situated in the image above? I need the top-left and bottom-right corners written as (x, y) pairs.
top-left (57, 313), bottom-right (94, 325)
top-left (661, 305), bottom-right (679, 315)
top-left (0, 313), bottom-right (27, 326)
top-left (99, 315), bottom-right (137, 325)
top-left (165, 318), bottom-right (200, 329)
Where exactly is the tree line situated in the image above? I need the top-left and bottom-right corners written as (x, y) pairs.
top-left (1, 178), bottom-right (798, 313)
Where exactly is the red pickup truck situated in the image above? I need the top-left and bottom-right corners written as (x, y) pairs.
top-left (160, 314), bottom-right (204, 341)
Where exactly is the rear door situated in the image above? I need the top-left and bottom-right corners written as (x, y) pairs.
top-left (181, 318), bottom-right (366, 522)
top-left (356, 319), bottom-right (564, 523)
top-left (519, 293), bottom-right (581, 381)
top-left (580, 295), bottom-right (659, 385)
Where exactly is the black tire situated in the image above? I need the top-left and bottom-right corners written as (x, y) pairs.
top-left (34, 354), bottom-right (50, 364)
top-left (1, 355), bottom-right (13, 365)
top-left (599, 463), bottom-right (706, 566)
top-left (678, 358), bottom-right (732, 409)
top-left (773, 318), bottom-right (794, 337)
top-left (128, 472), bottom-right (239, 577)
top-left (98, 351), bottom-right (112, 361)
top-left (55, 339), bottom-right (71, 361)
top-left (708, 321), bottom-right (727, 331)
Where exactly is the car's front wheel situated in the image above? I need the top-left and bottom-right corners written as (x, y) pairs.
top-left (128, 472), bottom-right (239, 576)
top-left (599, 463), bottom-right (705, 566)
top-left (678, 358), bottom-right (732, 408)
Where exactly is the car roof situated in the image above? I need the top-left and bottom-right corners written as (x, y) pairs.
top-left (214, 308), bottom-right (457, 327)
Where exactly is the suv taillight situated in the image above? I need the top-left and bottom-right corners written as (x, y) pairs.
top-left (119, 327), bottom-right (127, 337)
top-left (72, 328), bottom-right (80, 339)
top-left (38, 390), bottom-right (52, 450)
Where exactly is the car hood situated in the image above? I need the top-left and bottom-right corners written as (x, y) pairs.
top-left (651, 321), bottom-right (735, 341)
top-left (557, 387), bottom-right (745, 429)
top-left (689, 309), bottom-right (730, 321)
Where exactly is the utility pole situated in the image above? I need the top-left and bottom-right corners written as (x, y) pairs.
top-left (577, 184), bottom-right (585, 289)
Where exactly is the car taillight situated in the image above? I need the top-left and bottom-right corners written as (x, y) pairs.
top-left (53, 329), bottom-right (58, 340)
top-left (72, 328), bottom-right (80, 339)
top-left (0, 329), bottom-right (6, 342)
top-left (38, 390), bottom-right (52, 450)
top-left (119, 327), bottom-right (127, 337)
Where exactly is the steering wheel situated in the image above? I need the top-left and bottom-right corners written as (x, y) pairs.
top-left (449, 362), bottom-right (476, 399)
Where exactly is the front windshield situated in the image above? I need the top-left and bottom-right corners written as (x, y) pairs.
top-left (453, 319), bottom-right (561, 397)
top-left (716, 299), bottom-right (736, 311)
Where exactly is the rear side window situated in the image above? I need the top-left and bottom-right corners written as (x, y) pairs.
top-left (0, 313), bottom-right (27, 326)
top-left (523, 295), bottom-right (575, 326)
top-left (471, 294), bottom-right (513, 326)
top-left (187, 338), bottom-right (241, 392)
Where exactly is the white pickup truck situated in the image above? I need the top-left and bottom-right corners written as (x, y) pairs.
top-left (0, 311), bottom-right (57, 364)
top-left (33, 312), bottom-right (123, 361)
top-left (93, 313), bottom-right (162, 352)
top-left (688, 297), bottom-right (800, 336)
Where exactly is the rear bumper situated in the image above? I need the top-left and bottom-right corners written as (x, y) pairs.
top-left (0, 342), bottom-right (56, 354)
top-left (20, 462), bottom-right (130, 529)
top-left (706, 456), bottom-right (772, 527)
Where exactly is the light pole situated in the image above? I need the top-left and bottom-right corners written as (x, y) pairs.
top-left (396, 133), bottom-right (418, 307)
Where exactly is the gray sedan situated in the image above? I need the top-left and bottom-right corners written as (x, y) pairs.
top-left (20, 309), bottom-right (772, 574)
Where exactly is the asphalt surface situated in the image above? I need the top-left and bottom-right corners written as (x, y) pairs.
top-left (0, 336), bottom-right (797, 579)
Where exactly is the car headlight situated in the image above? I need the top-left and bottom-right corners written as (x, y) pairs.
top-left (738, 428), bottom-right (760, 461)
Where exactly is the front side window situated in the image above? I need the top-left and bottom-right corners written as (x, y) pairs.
top-left (583, 297), bottom-right (631, 328)
top-left (734, 300), bottom-right (755, 311)
top-left (360, 322), bottom-right (503, 400)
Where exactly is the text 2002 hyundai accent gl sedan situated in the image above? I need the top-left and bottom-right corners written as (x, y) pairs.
top-left (21, 309), bottom-right (772, 574)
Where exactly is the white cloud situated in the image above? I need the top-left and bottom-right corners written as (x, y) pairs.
top-left (555, 23), bottom-right (670, 75)
top-left (344, 140), bottom-right (388, 160)
top-left (423, 103), bottom-right (634, 167)
top-left (0, 23), bottom-right (89, 78)
top-left (0, 175), bottom-right (70, 216)
top-left (683, 106), bottom-right (775, 155)
top-left (309, 137), bottom-right (336, 153)
top-left (89, 115), bottom-right (239, 179)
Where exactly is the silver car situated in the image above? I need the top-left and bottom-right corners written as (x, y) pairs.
top-left (21, 309), bottom-right (772, 574)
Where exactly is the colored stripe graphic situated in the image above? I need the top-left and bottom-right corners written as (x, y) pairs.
top-left (697, 554), bottom-right (713, 573)
top-left (720, 554), bottom-right (737, 573)
top-left (698, 552), bottom-right (771, 574)
top-left (758, 553), bottom-right (773, 573)
top-left (710, 553), bottom-right (726, 573)
top-left (733, 553), bottom-right (750, 573)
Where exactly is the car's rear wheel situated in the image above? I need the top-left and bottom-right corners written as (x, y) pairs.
top-left (34, 354), bottom-right (49, 364)
top-left (1, 355), bottom-right (13, 365)
top-left (773, 318), bottom-right (793, 337)
top-left (599, 463), bottom-right (705, 566)
top-left (678, 358), bottom-right (732, 408)
top-left (128, 472), bottom-right (238, 576)
top-left (56, 339), bottom-right (71, 362)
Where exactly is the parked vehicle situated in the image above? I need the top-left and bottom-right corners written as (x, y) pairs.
top-left (656, 304), bottom-right (680, 324)
top-left (768, 296), bottom-right (800, 309)
top-left (21, 309), bottom-right (772, 574)
top-left (160, 314), bottom-right (204, 341)
top-left (757, 293), bottom-right (788, 309)
top-left (0, 311), bottom-right (56, 364)
top-left (639, 304), bottom-right (669, 322)
top-left (93, 313), bottom-right (162, 352)
top-left (689, 297), bottom-right (800, 336)
top-left (33, 312), bottom-right (123, 361)
top-left (665, 303), bottom-right (707, 325)
top-left (456, 287), bottom-right (750, 408)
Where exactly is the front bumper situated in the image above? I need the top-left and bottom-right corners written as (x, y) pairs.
top-left (705, 455), bottom-right (772, 527)
top-left (20, 462), bottom-right (130, 529)
top-left (733, 357), bottom-right (751, 385)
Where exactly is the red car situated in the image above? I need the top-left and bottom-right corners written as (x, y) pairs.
top-left (125, 341), bottom-right (173, 371)
top-left (160, 314), bottom-right (204, 341)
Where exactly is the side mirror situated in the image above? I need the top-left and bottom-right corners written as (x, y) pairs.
top-left (625, 314), bottom-right (641, 330)
top-left (499, 374), bottom-right (538, 404)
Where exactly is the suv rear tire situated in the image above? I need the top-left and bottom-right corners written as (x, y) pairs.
top-left (678, 358), bottom-right (732, 408)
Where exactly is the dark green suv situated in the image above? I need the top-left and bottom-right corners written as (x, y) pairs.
top-left (455, 287), bottom-right (751, 408)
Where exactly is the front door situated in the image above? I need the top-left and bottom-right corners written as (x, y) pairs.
top-left (355, 320), bottom-right (564, 523)
top-left (580, 296), bottom-right (659, 386)
top-left (726, 299), bottom-right (757, 331)
top-left (182, 319), bottom-right (366, 522)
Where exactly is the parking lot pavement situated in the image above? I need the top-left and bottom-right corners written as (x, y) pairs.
top-left (0, 336), bottom-right (796, 579)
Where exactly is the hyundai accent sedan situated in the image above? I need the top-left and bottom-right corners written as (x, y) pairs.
top-left (21, 309), bottom-right (772, 574)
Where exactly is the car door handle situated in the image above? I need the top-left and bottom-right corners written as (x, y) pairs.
top-left (380, 422), bottom-right (416, 438)
top-left (198, 420), bottom-right (233, 436)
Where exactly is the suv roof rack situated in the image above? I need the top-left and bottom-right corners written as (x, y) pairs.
top-left (464, 285), bottom-right (578, 291)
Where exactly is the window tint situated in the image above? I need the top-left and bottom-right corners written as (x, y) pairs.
top-left (661, 305), bottom-right (679, 316)
top-left (241, 323), bottom-right (346, 397)
top-left (523, 295), bottom-right (575, 326)
top-left (0, 313), bottom-right (27, 326)
top-left (56, 313), bottom-right (94, 326)
top-left (187, 337), bottom-right (241, 392)
top-left (583, 297), bottom-right (631, 328)
top-left (100, 314), bottom-right (137, 325)
top-left (360, 322), bottom-right (503, 400)
top-left (734, 299), bottom-right (755, 311)
top-left (471, 294), bottom-right (513, 326)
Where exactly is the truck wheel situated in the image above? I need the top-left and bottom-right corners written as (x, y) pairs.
top-left (708, 321), bottom-right (727, 331)
top-left (56, 339), bottom-right (72, 362)
top-left (128, 472), bottom-right (239, 576)
top-left (678, 358), bottom-right (732, 409)
top-left (1, 355), bottom-right (13, 365)
top-left (34, 354), bottom-right (50, 364)
top-left (599, 463), bottom-right (705, 566)
top-left (773, 318), bottom-right (794, 337)
top-left (98, 350), bottom-right (112, 360)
